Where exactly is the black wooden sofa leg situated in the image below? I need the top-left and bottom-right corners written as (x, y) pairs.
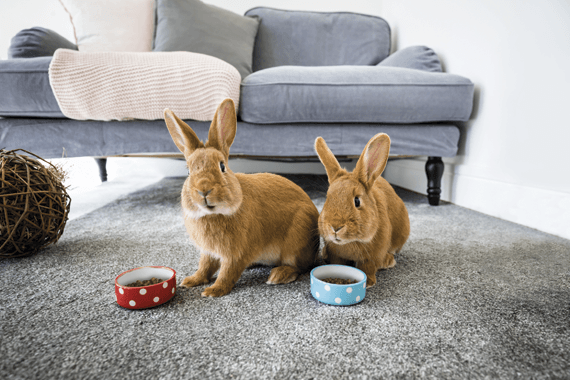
top-left (95, 158), bottom-right (108, 182)
top-left (425, 156), bottom-right (444, 206)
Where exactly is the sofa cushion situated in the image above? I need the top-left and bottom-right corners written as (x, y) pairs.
top-left (58, 0), bottom-right (155, 52)
top-left (0, 57), bottom-right (64, 118)
top-left (240, 66), bottom-right (474, 124)
top-left (379, 46), bottom-right (443, 72)
top-left (154, 0), bottom-right (259, 80)
top-left (245, 7), bottom-right (391, 72)
top-left (8, 27), bottom-right (77, 59)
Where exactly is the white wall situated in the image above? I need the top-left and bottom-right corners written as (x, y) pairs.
top-left (1, 0), bottom-right (569, 239)
top-left (379, 0), bottom-right (570, 240)
top-left (0, 0), bottom-right (74, 59)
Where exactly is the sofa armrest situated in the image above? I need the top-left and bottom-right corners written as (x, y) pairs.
top-left (8, 27), bottom-right (77, 59)
top-left (378, 46), bottom-right (442, 72)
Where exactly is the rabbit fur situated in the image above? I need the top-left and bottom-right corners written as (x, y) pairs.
top-left (164, 99), bottom-right (319, 297)
top-left (315, 133), bottom-right (410, 288)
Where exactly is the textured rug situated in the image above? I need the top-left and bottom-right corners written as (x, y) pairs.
top-left (1, 175), bottom-right (569, 379)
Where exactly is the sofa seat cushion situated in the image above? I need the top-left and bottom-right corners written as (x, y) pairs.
top-left (0, 57), bottom-right (64, 118)
top-left (239, 66), bottom-right (474, 124)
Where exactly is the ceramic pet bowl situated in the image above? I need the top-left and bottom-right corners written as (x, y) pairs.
top-left (115, 266), bottom-right (176, 309)
top-left (310, 264), bottom-right (367, 306)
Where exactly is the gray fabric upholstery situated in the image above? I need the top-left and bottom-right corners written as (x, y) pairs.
top-left (8, 27), bottom-right (77, 59)
top-left (0, 118), bottom-right (460, 158)
top-left (245, 7), bottom-right (391, 72)
top-left (240, 65), bottom-right (474, 124)
top-left (153, 0), bottom-right (259, 79)
top-left (379, 46), bottom-right (442, 72)
top-left (0, 9), bottom-right (472, 162)
top-left (0, 57), bottom-right (65, 118)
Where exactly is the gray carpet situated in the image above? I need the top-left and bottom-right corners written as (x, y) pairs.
top-left (1, 175), bottom-right (569, 379)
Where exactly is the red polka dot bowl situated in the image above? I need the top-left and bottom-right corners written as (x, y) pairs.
top-left (115, 266), bottom-right (176, 309)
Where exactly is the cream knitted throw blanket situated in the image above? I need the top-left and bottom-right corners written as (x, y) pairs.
top-left (48, 49), bottom-right (241, 121)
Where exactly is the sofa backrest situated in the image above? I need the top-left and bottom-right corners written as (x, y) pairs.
top-left (245, 7), bottom-right (391, 72)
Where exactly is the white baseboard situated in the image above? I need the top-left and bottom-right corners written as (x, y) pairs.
top-left (383, 158), bottom-right (570, 241)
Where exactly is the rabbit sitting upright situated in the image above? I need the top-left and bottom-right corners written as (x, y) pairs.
top-left (164, 99), bottom-right (319, 297)
top-left (315, 133), bottom-right (410, 288)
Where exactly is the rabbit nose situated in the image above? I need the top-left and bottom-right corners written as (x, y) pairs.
top-left (331, 226), bottom-right (344, 237)
top-left (197, 189), bottom-right (212, 198)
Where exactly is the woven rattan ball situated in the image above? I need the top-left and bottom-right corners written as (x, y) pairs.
top-left (0, 149), bottom-right (71, 258)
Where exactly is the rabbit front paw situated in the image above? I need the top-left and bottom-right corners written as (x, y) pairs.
top-left (201, 285), bottom-right (231, 297)
top-left (180, 275), bottom-right (210, 288)
top-left (266, 265), bottom-right (299, 284)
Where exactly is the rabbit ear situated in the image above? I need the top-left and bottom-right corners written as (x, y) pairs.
top-left (207, 98), bottom-right (237, 157)
top-left (355, 133), bottom-right (391, 187)
top-left (164, 109), bottom-right (204, 156)
top-left (315, 137), bottom-right (342, 183)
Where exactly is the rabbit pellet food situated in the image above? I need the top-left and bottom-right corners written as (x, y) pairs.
top-left (321, 278), bottom-right (358, 285)
top-left (126, 277), bottom-right (164, 287)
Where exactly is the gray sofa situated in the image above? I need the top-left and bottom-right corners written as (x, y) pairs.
top-left (0, 6), bottom-right (474, 205)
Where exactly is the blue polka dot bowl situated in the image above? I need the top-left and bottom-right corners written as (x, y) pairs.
top-left (310, 265), bottom-right (367, 306)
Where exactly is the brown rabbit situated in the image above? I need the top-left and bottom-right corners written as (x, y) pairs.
top-left (164, 99), bottom-right (319, 297)
top-left (315, 133), bottom-right (410, 288)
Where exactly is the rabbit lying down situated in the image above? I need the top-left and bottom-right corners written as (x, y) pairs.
top-left (315, 133), bottom-right (410, 288)
top-left (164, 99), bottom-right (320, 297)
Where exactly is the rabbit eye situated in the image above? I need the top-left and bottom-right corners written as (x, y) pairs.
top-left (354, 197), bottom-right (361, 208)
top-left (220, 162), bottom-right (226, 173)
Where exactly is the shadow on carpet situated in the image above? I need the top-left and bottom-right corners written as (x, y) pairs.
top-left (1, 175), bottom-right (569, 379)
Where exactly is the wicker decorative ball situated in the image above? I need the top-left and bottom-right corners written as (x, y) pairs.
top-left (0, 149), bottom-right (71, 258)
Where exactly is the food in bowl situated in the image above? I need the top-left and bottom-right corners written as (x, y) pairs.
top-left (126, 277), bottom-right (165, 287)
top-left (321, 278), bottom-right (358, 285)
